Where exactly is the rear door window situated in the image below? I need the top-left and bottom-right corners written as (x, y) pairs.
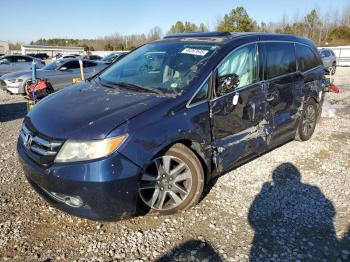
top-left (14, 56), bottom-right (32, 63)
top-left (296, 44), bottom-right (321, 72)
top-left (265, 42), bottom-right (296, 79)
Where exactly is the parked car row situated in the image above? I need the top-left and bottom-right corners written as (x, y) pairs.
top-left (0, 58), bottom-right (108, 94)
top-left (0, 55), bottom-right (45, 76)
top-left (27, 53), bottom-right (49, 60)
top-left (17, 32), bottom-right (327, 221)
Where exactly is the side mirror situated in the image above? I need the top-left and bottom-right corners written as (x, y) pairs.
top-left (217, 73), bottom-right (240, 95)
top-left (59, 66), bottom-right (67, 71)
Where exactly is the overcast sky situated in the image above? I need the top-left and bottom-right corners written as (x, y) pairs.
top-left (1, 0), bottom-right (349, 43)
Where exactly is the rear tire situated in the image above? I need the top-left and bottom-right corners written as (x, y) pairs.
top-left (330, 64), bottom-right (336, 75)
top-left (138, 143), bottom-right (204, 215)
top-left (295, 100), bottom-right (318, 141)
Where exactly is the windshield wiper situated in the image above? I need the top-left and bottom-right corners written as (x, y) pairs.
top-left (113, 82), bottom-right (164, 95)
top-left (97, 77), bottom-right (164, 95)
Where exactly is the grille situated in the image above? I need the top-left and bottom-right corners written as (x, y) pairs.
top-left (20, 123), bottom-right (63, 166)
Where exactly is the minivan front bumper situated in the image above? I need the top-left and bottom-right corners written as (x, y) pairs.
top-left (17, 140), bottom-right (142, 221)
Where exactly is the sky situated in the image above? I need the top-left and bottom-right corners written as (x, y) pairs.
top-left (0, 0), bottom-right (349, 43)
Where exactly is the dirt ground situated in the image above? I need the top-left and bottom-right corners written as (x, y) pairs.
top-left (0, 68), bottom-right (349, 261)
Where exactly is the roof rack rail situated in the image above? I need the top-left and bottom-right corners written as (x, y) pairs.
top-left (163, 32), bottom-right (231, 39)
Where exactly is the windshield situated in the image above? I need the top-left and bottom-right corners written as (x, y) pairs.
top-left (98, 42), bottom-right (220, 94)
top-left (42, 61), bottom-right (62, 70)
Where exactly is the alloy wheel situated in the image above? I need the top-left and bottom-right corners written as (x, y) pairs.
top-left (139, 156), bottom-right (193, 211)
top-left (302, 105), bottom-right (316, 137)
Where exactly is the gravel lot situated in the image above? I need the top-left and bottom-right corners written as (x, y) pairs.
top-left (0, 68), bottom-right (349, 261)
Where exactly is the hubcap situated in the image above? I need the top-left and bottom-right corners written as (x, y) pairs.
top-left (139, 156), bottom-right (192, 211)
top-left (302, 105), bottom-right (316, 136)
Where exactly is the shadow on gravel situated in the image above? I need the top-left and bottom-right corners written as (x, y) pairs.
top-left (248, 162), bottom-right (350, 261)
top-left (0, 102), bottom-right (27, 122)
top-left (156, 239), bottom-right (223, 261)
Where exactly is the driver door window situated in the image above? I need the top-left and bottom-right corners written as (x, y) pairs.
top-left (61, 61), bottom-right (80, 70)
top-left (216, 44), bottom-right (258, 96)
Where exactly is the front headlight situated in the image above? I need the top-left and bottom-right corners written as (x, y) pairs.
top-left (55, 135), bottom-right (127, 163)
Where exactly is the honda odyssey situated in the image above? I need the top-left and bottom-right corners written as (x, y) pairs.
top-left (17, 32), bottom-right (326, 220)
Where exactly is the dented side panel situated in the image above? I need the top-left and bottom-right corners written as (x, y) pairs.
top-left (209, 82), bottom-right (269, 172)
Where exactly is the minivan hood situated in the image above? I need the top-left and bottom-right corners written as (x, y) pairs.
top-left (26, 81), bottom-right (169, 140)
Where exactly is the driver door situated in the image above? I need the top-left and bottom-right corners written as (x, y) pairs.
top-left (49, 60), bottom-right (81, 90)
top-left (210, 43), bottom-right (269, 172)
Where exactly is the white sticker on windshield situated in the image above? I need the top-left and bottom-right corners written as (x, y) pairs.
top-left (181, 48), bottom-right (209, 56)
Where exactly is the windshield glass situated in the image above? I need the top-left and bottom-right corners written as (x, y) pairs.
top-left (42, 61), bottom-right (62, 70)
top-left (99, 42), bottom-right (220, 94)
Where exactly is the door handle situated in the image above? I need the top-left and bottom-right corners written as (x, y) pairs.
top-left (232, 93), bottom-right (239, 105)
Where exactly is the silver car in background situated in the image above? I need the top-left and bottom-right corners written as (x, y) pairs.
top-left (0, 59), bottom-right (108, 94)
top-left (319, 48), bottom-right (337, 75)
top-left (0, 55), bottom-right (44, 76)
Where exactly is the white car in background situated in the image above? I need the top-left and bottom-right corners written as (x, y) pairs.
top-left (52, 54), bottom-right (81, 61)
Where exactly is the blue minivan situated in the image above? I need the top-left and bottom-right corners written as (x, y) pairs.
top-left (17, 32), bottom-right (325, 220)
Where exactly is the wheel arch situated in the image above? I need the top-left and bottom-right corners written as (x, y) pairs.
top-left (153, 139), bottom-right (211, 184)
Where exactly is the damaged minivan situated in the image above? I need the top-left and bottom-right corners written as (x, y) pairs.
top-left (18, 32), bottom-right (325, 220)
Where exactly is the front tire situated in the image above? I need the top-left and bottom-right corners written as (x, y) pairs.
top-left (138, 143), bottom-right (204, 215)
top-left (24, 81), bottom-right (32, 96)
top-left (295, 100), bottom-right (318, 141)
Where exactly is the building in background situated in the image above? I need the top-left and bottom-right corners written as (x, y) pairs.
top-left (21, 45), bottom-right (85, 58)
top-left (0, 40), bottom-right (10, 54)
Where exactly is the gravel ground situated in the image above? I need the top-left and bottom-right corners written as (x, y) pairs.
top-left (0, 68), bottom-right (349, 261)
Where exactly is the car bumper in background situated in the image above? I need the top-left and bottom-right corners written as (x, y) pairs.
top-left (17, 140), bottom-right (142, 221)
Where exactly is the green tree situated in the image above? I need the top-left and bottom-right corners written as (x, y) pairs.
top-left (217, 6), bottom-right (254, 32)
top-left (168, 21), bottom-right (185, 34)
top-left (304, 9), bottom-right (321, 39)
top-left (184, 21), bottom-right (198, 32)
top-left (198, 23), bottom-right (209, 32)
top-left (168, 21), bottom-right (206, 34)
top-left (328, 26), bottom-right (350, 41)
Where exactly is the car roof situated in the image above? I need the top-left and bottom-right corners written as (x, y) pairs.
top-left (1, 54), bottom-right (41, 60)
top-left (160, 31), bottom-right (316, 48)
top-left (57, 58), bottom-right (106, 64)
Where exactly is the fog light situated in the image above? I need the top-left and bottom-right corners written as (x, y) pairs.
top-left (50, 192), bottom-right (84, 208)
top-left (65, 196), bottom-right (83, 207)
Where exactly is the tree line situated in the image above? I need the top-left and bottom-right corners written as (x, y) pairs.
top-left (9, 5), bottom-right (350, 51)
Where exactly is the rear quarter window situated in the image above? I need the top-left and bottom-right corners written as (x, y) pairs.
top-left (265, 42), bottom-right (296, 79)
top-left (296, 44), bottom-right (321, 72)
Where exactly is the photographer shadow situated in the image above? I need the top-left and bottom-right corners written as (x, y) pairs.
top-left (248, 162), bottom-right (339, 260)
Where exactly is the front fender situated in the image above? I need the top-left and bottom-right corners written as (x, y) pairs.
top-left (114, 101), bottom-right (212, 176)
